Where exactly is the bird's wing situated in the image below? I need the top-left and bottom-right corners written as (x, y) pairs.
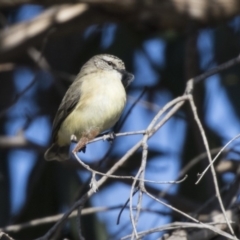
top-left (52, 80), bottom-right (82, 141)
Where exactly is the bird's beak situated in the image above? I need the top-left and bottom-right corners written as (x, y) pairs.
top-left (118, 69), bottom-right (134, 88)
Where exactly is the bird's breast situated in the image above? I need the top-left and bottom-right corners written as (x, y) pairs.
top-left (57, 71), bottom-right (127, 145)
top-left (78, 71), bottom-right (127, 128)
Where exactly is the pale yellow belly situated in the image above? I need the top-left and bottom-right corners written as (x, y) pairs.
top-left (57, 72), bottom-right (126, 146)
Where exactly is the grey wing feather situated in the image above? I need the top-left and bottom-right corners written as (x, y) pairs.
top-left (52, 80), bottom-right (82, 141)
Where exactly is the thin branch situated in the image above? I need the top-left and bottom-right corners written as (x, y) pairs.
top-left (117, 189), bottom-right (139, 225)
top-left (3, 205), bottom-right (162, 233)
top-left (129, 172), bottom-right (140, 239)
top-left (88, 130), bottom-right (146, 144)
top-left (0, 232), bottom-right (14, 240)
top-left (196, 133), bottom-right (240, 184)
top-left (73, 151), bottom-right (187, 186)
top-left (187, 93), bottom-right (236, 237)
top-left (0, 4), bottom-right (90, 61)
top-left (0, 133), bottom-right (44, 150)
top-left (37, 52), bottom-right (240, 239)
top-left (156, 147), bottom-right (225, 202)
top-left (141, 189), bottom-right (237, 240)
top-left (36, 140), bottom-right (143, 240)
top-left (193, 54), bottom-right (240, 84)
top-left (121, 220), bottom-right (236, 240)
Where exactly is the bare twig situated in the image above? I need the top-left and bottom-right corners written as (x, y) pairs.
top-left (187, 93), bottom-right (236, 237)
top-left (196, 133), bottom-right (240, 183)
top-left (140, 189), bottom-right (236, 240)
top-left (0, 133), bottom-right (44, 150)
top-left (121, 220), bottom-right (236, 240)
top-left (3, 205), bottom-right (165, 233)
top-left (89, 130), bottom-right (146, 144)
top-left (0, 232), bottom-right (14, 240)
top-left (73, 151), bottom-right (187, 186)
top-left (129, 171), bottom-right (141, 239)
top-left (37, 53), bottom-right (240, 239)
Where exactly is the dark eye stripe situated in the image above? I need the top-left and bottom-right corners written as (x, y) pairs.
top-left (103, 59), bottom-right (116, 67)
top-left (107, 61), bottom-right (115, 66)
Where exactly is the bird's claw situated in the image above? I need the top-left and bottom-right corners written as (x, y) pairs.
top-left (71, 134), bottom-right (77, 143)
top-left (103, 132), bottom-right (115, 143)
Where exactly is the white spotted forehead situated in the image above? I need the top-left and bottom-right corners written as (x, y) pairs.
top-left (101, 55), bottom-right (125, 66)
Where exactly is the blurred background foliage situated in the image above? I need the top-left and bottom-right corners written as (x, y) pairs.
top-left (1, 1), bottom-right (240, 239)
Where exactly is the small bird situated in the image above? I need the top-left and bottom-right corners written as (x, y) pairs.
top-left (44, 54), bottom-right (134, 161)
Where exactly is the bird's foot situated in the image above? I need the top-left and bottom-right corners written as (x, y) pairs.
top-left (72, 129), bottom-right (99, 154)
top-left (80, 146), bottom-right (86, 153)
top-left (72, 136), bottom-right (87, 154)
top-left (70, 134), bottom-right (77, 143)
top-left (103, 131), bottom-right (115, 143)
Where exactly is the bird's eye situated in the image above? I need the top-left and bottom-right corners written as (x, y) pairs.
top-left (107, 61), bottom-right (114, 67)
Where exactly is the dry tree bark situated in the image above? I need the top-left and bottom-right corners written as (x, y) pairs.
top-left (1, 0), bottom-right (240, 62)
top-left (1, 0), bottom-right (240, 25)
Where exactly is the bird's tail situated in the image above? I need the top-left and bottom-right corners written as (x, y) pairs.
top-left (44, 144), bottom-right (69, 161)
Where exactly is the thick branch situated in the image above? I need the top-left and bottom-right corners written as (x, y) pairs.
top-left (0, 4), bottom-right (110, 62)
top-left (0, 133), bottom-right (45, 151)
top-left (1, 1), bottom-right (240, 62)
top-left (1, 0), bottom-right (240, 23)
